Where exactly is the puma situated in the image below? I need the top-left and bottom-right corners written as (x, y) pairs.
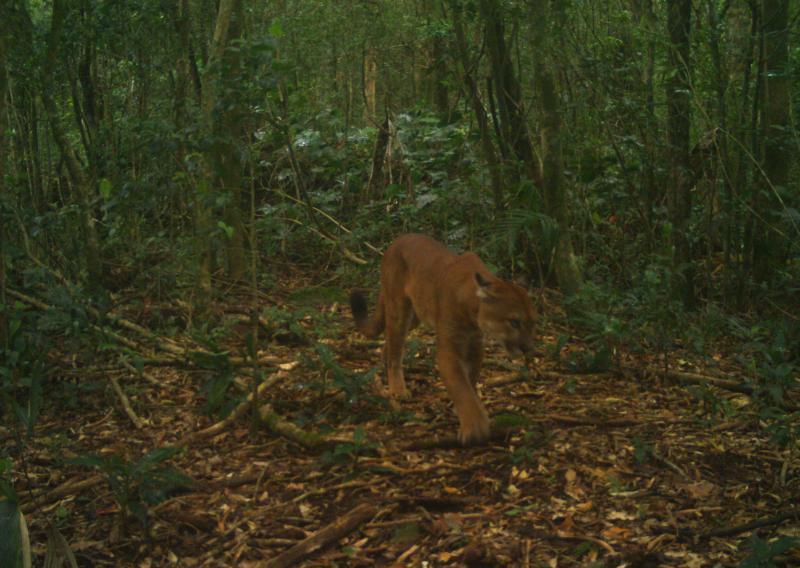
top-left (350, 234), bottom-right (536, 445)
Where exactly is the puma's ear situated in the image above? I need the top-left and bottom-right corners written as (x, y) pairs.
top-left (475, 272), bottom-right (492, 299)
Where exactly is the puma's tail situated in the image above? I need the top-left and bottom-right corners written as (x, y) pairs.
top-left (349, 290), bottom-right (385, 339)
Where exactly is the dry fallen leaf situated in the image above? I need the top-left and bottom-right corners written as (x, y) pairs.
top-left (682, 480), bottom-right (717, 500)
top-left (607, 510), bottom-right (637, 521)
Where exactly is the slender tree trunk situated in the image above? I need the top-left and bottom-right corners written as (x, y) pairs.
top-left (218, 0), bottom-right (246, 281)
top-left (362, 43), bottom-right (377, 121)
top-left (666, 0), bottom-right (694, 308)
top-left (0, 10), bottom-right (8, 194)
top-left (195, 0), bottom-right (244, 307)
top-left (532, 0), bottom-right (582, 296)
top-left (632, 0), bottom-right (658, 238)
top-left (41, 0), bottom-right (103, 286)
top-left (423, 1), bottom-right (448, 117)
top-left (753, 0), bottom-right (791, 283)
top-left (451, 2), bottom-right (504, 212)
top-left (366, 115), bottom-right (390, 201)
top-left (171, 0), bottom-right (193, 219)
top-left (480, 0), bottom-right (541, 187)
top-left (0, 16), bottom-right (6, 347)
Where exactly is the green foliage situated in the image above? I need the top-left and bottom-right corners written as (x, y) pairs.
top-left (739, 535), bottom-right (798, 568)
top-left (0, 497), bottom-right (23, 568)
top-left (0, 298), bottom-right (47, 437)
top-left (508, 429), bottom-right (545, 465)
top-left (308, 343), bottom-right (377, 405)
top-left (69, 447), bottom-right (193, 526)
top-left (563, 257), bottom-right (686, 370)
top-left (319, 426), bottom-right (378, 466)
top-left (0, 458), bottom-right (22, 567)
top-left (632, 436), bottom-right (653, 465)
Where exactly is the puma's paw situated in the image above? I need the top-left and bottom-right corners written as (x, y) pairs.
top-left (458, 415), bottom-right (491, 446)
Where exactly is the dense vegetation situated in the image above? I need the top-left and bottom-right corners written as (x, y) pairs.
top-left (1, 0), bottom-right (798, 565)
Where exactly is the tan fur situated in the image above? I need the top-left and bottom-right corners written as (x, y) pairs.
top-left (350, 234), bottom-right (536, 445)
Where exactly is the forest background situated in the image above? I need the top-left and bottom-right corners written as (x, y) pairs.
top-left (0, 0), bottom-right (799, 566)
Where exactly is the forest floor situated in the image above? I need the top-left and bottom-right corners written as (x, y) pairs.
top-left (14, 276), bottom-right (800, 567)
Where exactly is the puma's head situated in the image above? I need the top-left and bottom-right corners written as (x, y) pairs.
top-left (475, 272), bottom-right (536, 358)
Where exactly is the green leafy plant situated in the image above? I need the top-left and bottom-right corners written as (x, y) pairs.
top-left (632, 436), bottom-right (653, 465)
top-left (739, 535), bottom-right (798, 568)
top-left (310, 343), bottom-right (377, 405)
top-left (320, 427), bottom-right (378, 466)
top-left (69, 448), bottom-right (193, 528)
top-left (0, 458), bottom-right (25, 568)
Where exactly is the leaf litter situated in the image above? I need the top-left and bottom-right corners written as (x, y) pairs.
top-left (11, 286), bottom-right (800, 567)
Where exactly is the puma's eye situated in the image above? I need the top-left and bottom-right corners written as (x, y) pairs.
top-left (509, 319), bottom-right (521, 329)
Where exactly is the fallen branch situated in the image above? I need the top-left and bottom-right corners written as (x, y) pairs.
top-left (486, 369), bottom-right (568, 388)
top-left (651, 448), bottom-right (689, 480)
top-left (539, 413), bottom-right (644, 427)
top-left (542, 532), bottom-right (617, 555)
top-left (264, 503), bottom-right (377, 568)
top-left (119, 357), bottom-right (162, 388)
top-left (650, 367), bottom-right (755, 396)
top-left (701, 508), bottom-right (800, 539)
top-left (175, 373), bottom-right (284, 447)
top-left (21, 475), bottom-right (105, 514)
top-left (109, 375), bottom-right (145, 429)
top-left (258, 403), bottom-right (326, 449)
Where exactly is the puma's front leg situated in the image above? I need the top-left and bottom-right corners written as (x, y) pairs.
top-left (436, 343), bottom-right (490, 445)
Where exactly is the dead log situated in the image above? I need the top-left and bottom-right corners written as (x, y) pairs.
top-left (264, 503), bottom-right (377, 568)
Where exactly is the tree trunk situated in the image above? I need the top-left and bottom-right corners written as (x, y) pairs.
top-left (532, 0), bottom-right (582, 296)
top-left (366, 115), bottom-right (390, 201)
top-left (480, 0), bottom-right (540, 186)
top-left (424, 1), bottom-right (448, 118)
top-left (217, 0), bottom-right (246, 281)
top-left (41, 0), bottom-right (103, 287)
top-left (0, 8), bottom-right (8, 194)
top-left (666, 0), bottom-right (694, 308)
top-left (194, 0), bottom-right (243, 308)
top-left (451, 2), bottom-right (504, 212)
top-left (753, 0), bottom-right (791, 283)
top-left (362, 43), bottom-right (377, 121)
